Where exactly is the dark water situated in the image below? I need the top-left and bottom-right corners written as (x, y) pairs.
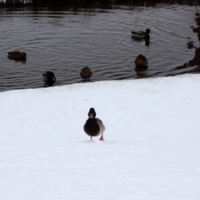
top-left (0, 3), bottom-right (199, 92)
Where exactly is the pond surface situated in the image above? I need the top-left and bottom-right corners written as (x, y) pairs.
top-left (0, 3), bottom-right (199, 92)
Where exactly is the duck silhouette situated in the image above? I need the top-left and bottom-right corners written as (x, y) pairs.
top-left (7, 51), bottom-right (27, 61)
top-left (84, 108), bottom-right (105, 141)
top-left (42, 71), bottom-right (56, 86)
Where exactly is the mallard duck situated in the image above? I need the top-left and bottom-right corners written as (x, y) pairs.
top-left (7, 51), bottom-right (27, 61)
top-left (131, 28), bottom-right (151, 40)
top-left (135, 54), bottom-right (148, 71)
top-left (84, 108), bottom-right (105, 141)
top-left (80, 66), bottom-right (92, 79)
top-left (42, 71), bottom-right (56, 86)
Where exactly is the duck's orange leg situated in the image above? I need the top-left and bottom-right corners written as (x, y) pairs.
top-left (99, 133), bottom-right (104, 141)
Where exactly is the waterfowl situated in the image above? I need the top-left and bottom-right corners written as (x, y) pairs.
top-left (42, 71), bottom-right (56, 86)
top-left (135, 54), bottom-right (148, 71)
top-left (131, 28), bottom-right (151, 40)
top-left (80, 66), bottom-right (92, 79)
top-left (84, 108), bottom-right (105, 141)
top-left (7, 51), bottom-right (27, 61)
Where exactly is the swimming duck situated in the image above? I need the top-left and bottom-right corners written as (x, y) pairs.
top-left (131, 29), bottom-right (151, 40)
top-left (135, 54), bottom-right (148, 71)
top-left (42, 71), bottom-right (56, 86)
top-left (80, 66), bottom-right (92, 79)
top-left (7, 51), bottom-right (27, 61)
top-left (84, 108), bottom-right (105, 141)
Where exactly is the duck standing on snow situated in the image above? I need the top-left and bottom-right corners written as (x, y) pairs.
top-left (80, 66), bottom-right (92, 80)
top-left (131, 28), bottom-right (151, 40)
top-left (84, 108), bottom-right (105, 141)
top-left (42, 71), bottom-right (56, 86)
top-left (7, 51), bottom-right (27, 61)
top-left (135, 54), bottom-right (148, 71)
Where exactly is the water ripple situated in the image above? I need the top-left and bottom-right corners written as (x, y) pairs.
top-left (0, 5), bottom-right (199, 92)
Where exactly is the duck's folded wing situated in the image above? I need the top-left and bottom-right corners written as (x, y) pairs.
top-left (8, 51), bottom-right (21, 55)
top-left (131, 31), bottom-right (145, 35)
top-left (96, 118), bottom-right (105, 133)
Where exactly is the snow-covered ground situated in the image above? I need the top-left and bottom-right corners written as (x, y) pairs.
top-left (0, 74), bottom-right (200, 200)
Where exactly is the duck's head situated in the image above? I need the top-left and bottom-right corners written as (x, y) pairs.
top-left (83, 66), bottom-right (90, 72)
top-left (22, 52), bottom-right (26, 56)
top-left (146, 29), bottom-right (151, 35)
top-left (88, 108), bottom-right (96, 119)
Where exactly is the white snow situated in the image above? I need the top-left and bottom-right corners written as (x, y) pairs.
top-left (0, 74), bottom-right (200, 200)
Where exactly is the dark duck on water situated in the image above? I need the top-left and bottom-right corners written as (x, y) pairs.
top-left (131, 28), bottom-right (151, 40)
top-left (7, 51), bottom-right (27, 61)
top-left (80, 66), bottom-right (92, 80)
top-left (135, 54), bottom-right (148, 71)
top-left (84, 108), bottom-right (105, 141)
top-left (42, 71), bottom-right (56, 86)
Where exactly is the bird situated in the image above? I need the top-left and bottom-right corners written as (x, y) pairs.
top-left (42, 71), bottom-right (56, 86)
top-left (7, 51), bottom-right (27, 61)
top-left (131, 28), bottom-right (151, 40)
top-left (84, 108), bottom-right (105, 141)
top-left (135, 54), bottom-right (148, 71)
top-left (80, 66), bottom-right (92, 79)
